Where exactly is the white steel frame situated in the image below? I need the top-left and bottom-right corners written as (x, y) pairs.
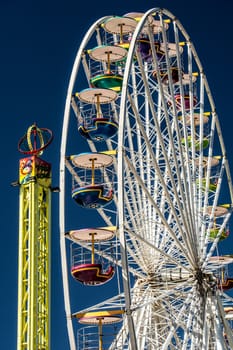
top-left (59, 8), bottom-right (233, 350)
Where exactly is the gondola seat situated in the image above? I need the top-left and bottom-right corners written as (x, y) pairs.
top-left (137, 37), bottom-right (164, 62)
top-left (174, 94), bottom-right (198, 110)
top-left (71, 263), bottom-right (114, 285)
top-left (152, 67), bottom-right (179, 84)
top-left (181, 135), bottom-right (209, 150)
top-left (218, 278), bottom-right (233, 291)
top-left (197, 179), bottom-right (217, 193)
top-left (208, 228), bottom-right (229, 241)
top-left (90, 73), bottom-right (123, 92)
top-left (78, 117), bottom-right (118, 142)
top-left (72, 184), bottom-right (113, 209)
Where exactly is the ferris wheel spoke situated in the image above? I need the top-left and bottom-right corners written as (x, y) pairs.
top-left (124, 228), bottom-right (194, 277)
top-left (161, 285), bottom-right (202, 349)
top-left (126, 88), bottom-right (195, 237)
top-left (124, 155), bottom-right (198, 267)
top-left (131, 283), bottom-right (197, 348)
top-left (126, 70), bottom-right (199, 255)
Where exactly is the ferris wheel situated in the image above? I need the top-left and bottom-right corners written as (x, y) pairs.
top-left (59, 8), bottom-right (233, 349)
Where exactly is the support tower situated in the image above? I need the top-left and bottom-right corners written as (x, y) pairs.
top-left (16, 124), bottom-right (53, 350)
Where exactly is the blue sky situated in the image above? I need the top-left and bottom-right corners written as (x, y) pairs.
top-left (2, 0), bottom-right (233, 348)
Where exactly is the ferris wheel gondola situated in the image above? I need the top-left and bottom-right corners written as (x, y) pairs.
top-left (66, 227), bottom-right (116, 286)
top-left (59, 8), bottom-right (233, 349)
top-left (69, 152), bottom-right (114, 209)
top-left (74, 88), bottom-right (119, 142)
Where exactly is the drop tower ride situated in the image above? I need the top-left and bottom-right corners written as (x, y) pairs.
top-left (16, 124), bottom-right (53, 350)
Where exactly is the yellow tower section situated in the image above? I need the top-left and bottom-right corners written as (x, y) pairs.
top-left (17, 125), bottom-right (53, 350)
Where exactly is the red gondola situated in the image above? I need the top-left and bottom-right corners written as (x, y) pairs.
top-left (67, 228), bottom-right (116, 286)
top-left (71, 263), bottom-right (114, 285)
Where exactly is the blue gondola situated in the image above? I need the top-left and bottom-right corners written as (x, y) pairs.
top-left (72, 184), bottom-right (113, 209)
top-left (75, 88), bottom-right (119, 142)
top-left (78, 117), bottom-right (118, 142)
top-left (70, 152), bottom-right (115, 209)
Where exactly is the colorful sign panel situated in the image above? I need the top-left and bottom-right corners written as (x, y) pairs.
top-left (19, 156), bottom-right (51, 186)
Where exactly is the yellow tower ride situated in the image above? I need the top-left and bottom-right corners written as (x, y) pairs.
top-left (16, 124), bottom-right (53, 350)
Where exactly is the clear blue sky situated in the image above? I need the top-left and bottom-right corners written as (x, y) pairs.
top-left (2, 0), bottom-right (233, 348)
